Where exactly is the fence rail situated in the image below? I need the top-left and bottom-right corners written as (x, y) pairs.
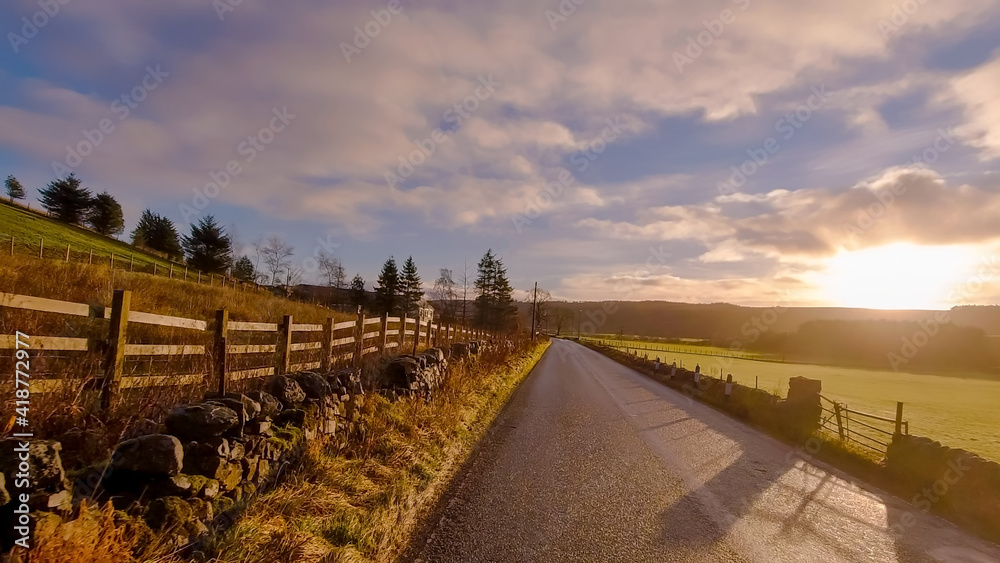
top-left (0, 289), bottom-right (492, 408)
top-left (818, 394), bottom-right (908, 454)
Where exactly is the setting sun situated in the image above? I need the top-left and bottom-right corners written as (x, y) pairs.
top-left (818, 243), bottom-right (976, 309)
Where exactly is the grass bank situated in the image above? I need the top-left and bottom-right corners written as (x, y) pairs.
top-left (197, 339), bottom-right (550, 563)
top-left (0, 200), bottom-right (176, 273)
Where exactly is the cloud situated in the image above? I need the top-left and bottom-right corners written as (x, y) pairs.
top-left (575, 166), bottom-right (1000, 262)
top-left (949, 53), bottom-right (1000, 159)
top-left (3, 0), bottom-right (1000, 301)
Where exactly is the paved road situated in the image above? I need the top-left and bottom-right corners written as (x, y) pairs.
top-left (407, 339), bottom-right (1000, 563)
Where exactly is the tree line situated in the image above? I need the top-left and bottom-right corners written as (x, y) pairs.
top-left (348, 249), bottom-right (519, 332)
top-left (5, 173), bottom-right (523, 332)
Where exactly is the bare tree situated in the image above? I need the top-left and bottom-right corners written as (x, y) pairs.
top-left (458, 259), bottom-right (472, 326)
top-left (432, 268), bottom-right (459, 324)
top-left (260, 235), bottom-right (294, 286)
top-left (552, 307), bottom-right (574, 335)
top-left (250, 237), bottom-right (264, 280)
top-left (283, 265), bottom-right (303, 295)
top-left (317, 250), bottom-right (346, 289)
top-left (523, 287), bottom-right (553, 331)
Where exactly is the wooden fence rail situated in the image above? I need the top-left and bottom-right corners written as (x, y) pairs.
top-left (0, 289), bottom-right (491, 408)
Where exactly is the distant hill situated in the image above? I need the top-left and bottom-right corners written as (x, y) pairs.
top-left (522, 300), bottom-right (984, 338)
top-left (522, 300), bottom-right (1000, 375)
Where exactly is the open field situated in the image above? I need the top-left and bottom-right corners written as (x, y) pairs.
top-left (0, 200), bottom-right (180, 272)
top-left (585, 337), bottom-right (1000, 462)
top-left (587, 334), bottom-right (781, 361)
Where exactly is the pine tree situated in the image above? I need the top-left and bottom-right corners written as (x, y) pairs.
top-left (182, 215), bottom-right (233, 274)
top-left (38, 174), bottom-right (92, 224)
top-left (131, 209), bottom-right (183, 259)
top-left (5, 175), bottom-right (25, 202)
top-left (350, 274), bottom-right (368, 310)
top-left (374, 257), bottom-right (400, 315)
top-left (400, 256), bottom-right (423, 317)
top-left (231, 256), bottom-right (257, 282)
top-left (86, 191), bottom-right (125, 237)
top-left (474, 249), bottom-right (517, 332)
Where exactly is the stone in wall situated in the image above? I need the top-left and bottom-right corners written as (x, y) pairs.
top-left (165, 404), bottom-right (240, 440)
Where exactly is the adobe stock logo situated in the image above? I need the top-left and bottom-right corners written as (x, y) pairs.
top-left (50, 65), bottom-right (170, 177)
top-left (716, 85), bottom-right (829, 196)
top-left (7, 0), bottom-right (73, 54)
top-left (179, 107), bottom-right (296, 227)
top-left (384, 75), bottom-right (502, 188)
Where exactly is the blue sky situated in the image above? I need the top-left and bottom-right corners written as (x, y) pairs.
top-left (3, 0), bottom-right (1000, 308)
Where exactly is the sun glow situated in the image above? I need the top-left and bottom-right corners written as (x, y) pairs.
top-left (818, 243), bottom-right (975, 309)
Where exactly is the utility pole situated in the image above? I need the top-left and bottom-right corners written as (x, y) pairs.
top-left (530, 282), bottom-right (537, 341)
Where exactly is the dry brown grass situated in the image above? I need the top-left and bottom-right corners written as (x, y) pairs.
top-left (0, 255), bottom-right (352, 470)
top-left (201, 339), bottom-right (550, 563)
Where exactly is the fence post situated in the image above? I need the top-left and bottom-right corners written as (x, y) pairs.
top-left (38, 237), bottom-right (43, 258)
top-left (398, 315), bottom-right (406, 350)
top-left (895, 402), bottom-right (904, 436)
top-left (725, 374), bottom-right (733, 399)
top-left (444, 324), bottom-right (450, 347)
top-left (834, 402), bottom-right (846, 441)
top-left (321, 317), bottom-right (335, 371)
top-left (276, 315), bottom-right (292, 376)
top-left (101, 289), bottom-right (131, 410)
top-left (379, 313), bottom-right (389, 355)
top-left (9, 236), bottom-right (13, 256)
top-left (214, 309), bottom-right (229, 395)
top-left (198, 271), bottom-right (201, 284)
top-left (129, 254), bottom-right (134, 272)
top-left (110, 253), bottom-right (114, 270)
top-left (412, 316), bottom-right (421, 355)
top-left (184, 266), bottom-right (188, 281)
top-left (426, 317), bottom-right (432, 347)
top-left (353, 307), bottom-right (364, 374)
top-left (169, 264), bottom-right (173, 279)
top-left (152, 263), bottom-right (156, 276)
top-left (64, 244), bottom-right (70, 262)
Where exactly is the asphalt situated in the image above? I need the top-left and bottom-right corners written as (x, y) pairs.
top-left (405, 339), bottom-right (1000, 563)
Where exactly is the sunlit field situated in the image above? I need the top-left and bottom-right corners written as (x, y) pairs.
top-left (585, 337), bottom-right (1000, 462)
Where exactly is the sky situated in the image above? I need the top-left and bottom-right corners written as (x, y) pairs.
top-left (2, 0), bottom-right (1000, 309)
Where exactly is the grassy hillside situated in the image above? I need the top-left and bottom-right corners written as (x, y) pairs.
top-left (0, 199), bottom-right (180, 273)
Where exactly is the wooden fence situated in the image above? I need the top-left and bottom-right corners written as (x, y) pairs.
top-left (1, 233), bottom-right (261, 293)
top-left (0, 289), bottom-right (491, 408)
top-left (819, 394), bottom-right (909, 454)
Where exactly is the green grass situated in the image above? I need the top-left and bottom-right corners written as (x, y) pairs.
top-left (0, 200), bottom-right (180, 274)
top-left (587, 336), bottom-right (1000, 462)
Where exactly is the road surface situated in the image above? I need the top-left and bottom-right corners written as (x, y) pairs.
top-left (407, 339), bottom-right (1000, 563)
